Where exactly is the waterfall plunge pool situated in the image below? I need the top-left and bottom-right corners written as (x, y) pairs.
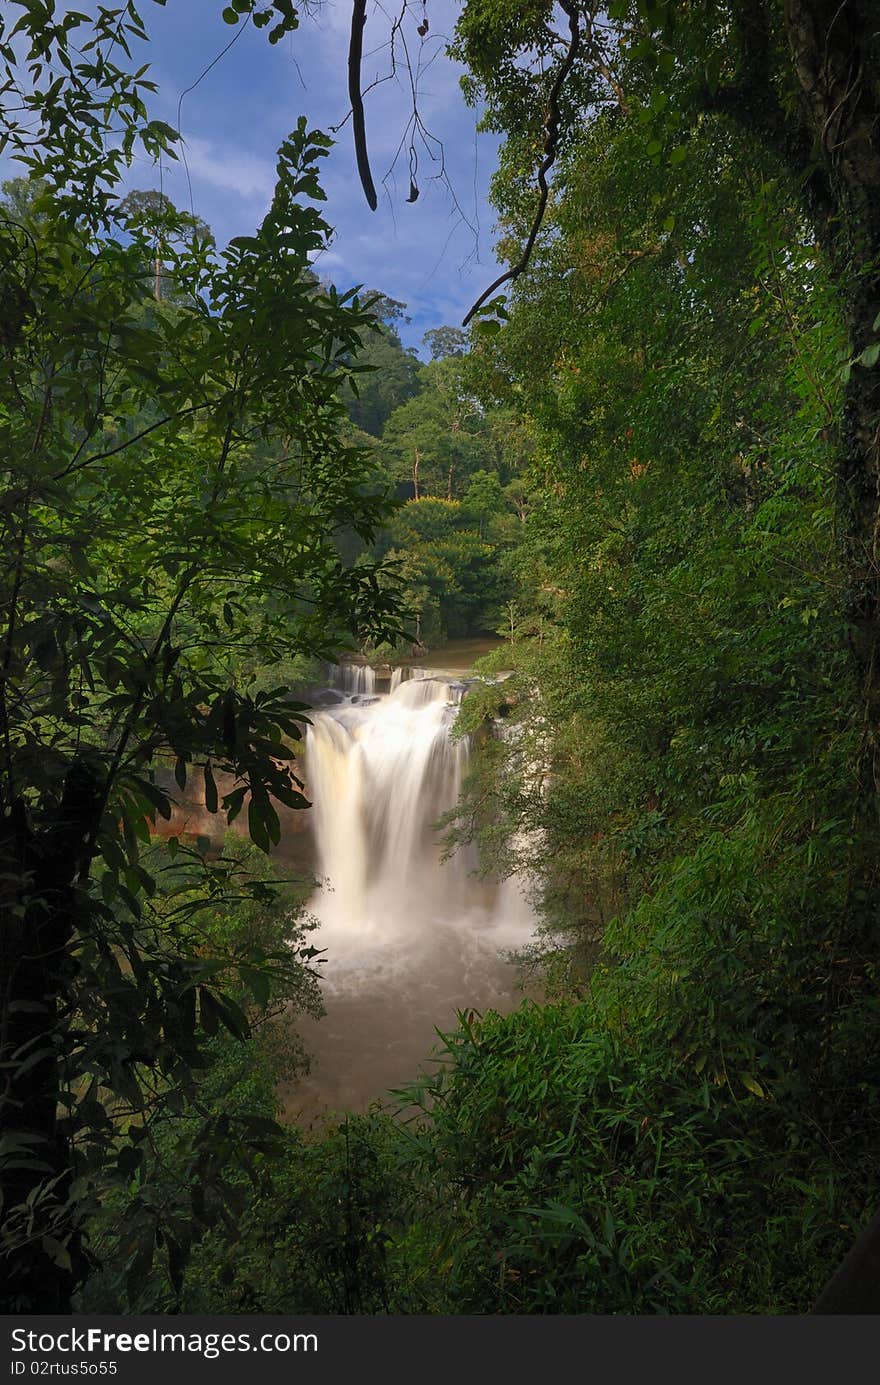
top-left (280, 660), bottom-right (537, 1123)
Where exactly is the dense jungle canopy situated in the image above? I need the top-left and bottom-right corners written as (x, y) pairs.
top-left (1, 0), bottom-right (880, 1316)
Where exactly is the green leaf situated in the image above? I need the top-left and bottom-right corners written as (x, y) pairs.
top-left (204, 762), bottom-right (218, 815)
top-left (241, 1114), bottom-right (284, 1138)
top-left (10, 1047), bottom-right (55, 1079)
top-left (125, 1239), bottom-right (154, 1308)
top-left (225, 786), bottom-right (247, 826)
top-left (199, 987), bottom-right (220, 1037)
top-left (42, 1237), bottom-right (72, 1273)
top-left (211, 991), bottom-right (251, 1041)
top-left (116, 1143), bottom-right (143, 1176)
top-left (130, 776), bottom-right (172, 820)
top-left (247, 795), bottom-right (271, 853)
top-left (240, 964), bottom-right (271, 1010)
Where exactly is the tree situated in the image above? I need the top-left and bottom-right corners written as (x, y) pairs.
top-left (119, 188), bottom-right (211, 302)
top-left (443, 0), bottom-right (880, 1308)
top-left (0, 3), bottom-right (401, 1312)
top-left (340, 290), bottom-right (421, 437)
top-left (382, 358), bottom-right (492, 500)
top-left (384, 498), bottom-right (511, 641)
top-left (423, 325), bottom-right (469, 360)
top-left (361, 291), bottom-right (409, 328)
top-left (453, 0), bottom-right (879, 906)
top-left (0, 174), bottom-right (49, 223)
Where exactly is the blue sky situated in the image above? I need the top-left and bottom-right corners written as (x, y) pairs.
top-left (124, 0), bottom-right (502, 354)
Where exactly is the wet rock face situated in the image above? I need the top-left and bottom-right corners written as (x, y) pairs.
top-left (310, 688), bottom-right (346, 706)
top-left (153, 760), bottom-right (312, 855)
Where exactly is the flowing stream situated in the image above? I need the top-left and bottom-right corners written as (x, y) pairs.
top-left (282, 664), bottom-right (536, 1120)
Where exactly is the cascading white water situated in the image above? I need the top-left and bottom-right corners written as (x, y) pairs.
top-left (292, 669), bottom-right (537, 1115)
top-left (332, 662), bottom-right (376, 697)
top-left (306, 675), bottom-right (474, 948)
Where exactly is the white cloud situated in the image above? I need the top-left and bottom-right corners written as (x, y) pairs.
top-left (177, 135), bottom-right (276, 202)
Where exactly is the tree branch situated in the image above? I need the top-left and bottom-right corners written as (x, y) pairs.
top-left (53, 401), bottom-right (213, 482)
top-left (349, 0), bottom-right (378, 211)
top-left (463, 1), bottom-right (581, 326)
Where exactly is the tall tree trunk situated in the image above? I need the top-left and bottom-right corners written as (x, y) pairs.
top-left (0, 764), bottom-right (102, 1311)
top-left (707, 0), bottom-right (880, 1304)
top-left (783, 0), bottom-right (880, 922)
top-left (779, 0), bottom-right (880, 1308)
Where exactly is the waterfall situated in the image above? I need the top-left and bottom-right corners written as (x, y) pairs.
top-left (290, 664), bottom-right (539, 1114)
top-left (306, 676), bottom-right (471, 953)
top-left (332, 662), bottom-right (376, 697)
top-left (389, 666), bottom-right (409, 693)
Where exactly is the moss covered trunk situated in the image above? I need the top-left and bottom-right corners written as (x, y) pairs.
top-left (783, 0), bottom-right (880, 919)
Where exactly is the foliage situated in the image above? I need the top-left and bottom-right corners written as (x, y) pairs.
top-left (361, 16), bottom-right (880, 1314)
top-left (382, 498), bottom-right (511, 643)
top-left (118, 188), bottom-right (211, 304)
top-left (423, 325), bottom-right (469, 360)
top-left (340, 292), bottom-right (421, 439)
top-left (381, 358), bottom-right (492, 502)
top-left (381, 892), bottom-right (880, 1314)
top-left (0, 1), bottom-right (401, 1311)
top-left (147, 1113), bottom-right (404, 1314)
top-left (454, 105), bottom-right (855, 975)
top-left (76, 838), bottom-right (323, 1312)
